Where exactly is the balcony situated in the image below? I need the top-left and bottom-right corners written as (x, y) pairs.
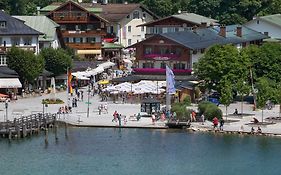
top-left (0, 46), bottom-right (36, 53)
top-left (133, 68), bottom-right (192, 75)
top-left (66, 43), bottom-right (102, 50)
top-left (61, 30), bottom-right (106, 37)
top-left (53, 12), bottom-right (88, 22)
top-left (144, 53), bottom-right (180, 60)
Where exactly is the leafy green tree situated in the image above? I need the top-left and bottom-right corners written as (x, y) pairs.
top-left (256, 77), bottom-right (274, 122)
top-left (7, 47), bottom-right (44, 88)
top-left (194, 44), bottom-right (247, 92)
top-left (40, 48), bottom-right (72, 76)
top-left (219, 77), bottom-right (233, 120)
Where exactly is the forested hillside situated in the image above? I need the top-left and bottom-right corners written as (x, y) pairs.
top-left (1, 0), bottom-right (281, 24)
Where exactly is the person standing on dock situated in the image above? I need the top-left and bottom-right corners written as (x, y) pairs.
top-left (219, 118), bottom-right (225, 131)
top-left (213, 117), bottom-right (219, 130)
top-left (112, 111), bottom-right (118, 122)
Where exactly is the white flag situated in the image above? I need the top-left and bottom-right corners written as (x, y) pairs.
top-left (166, 65), bottom-right (176, 94)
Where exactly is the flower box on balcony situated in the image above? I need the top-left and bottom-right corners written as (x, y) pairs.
top-left (133, 68), bottom-right (192, 75)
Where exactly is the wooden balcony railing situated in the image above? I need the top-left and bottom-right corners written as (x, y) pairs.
top-left (0, 46), bottom-right (36, 53)
top-left (66, 43), bottom-right (102, 50)
top-left (53, 12), bottom-right (88, 22)
top-left (61, 30), bottom-right (106, 37)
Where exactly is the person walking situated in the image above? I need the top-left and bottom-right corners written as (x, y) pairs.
top-left (201, 114), bottom-right (205, 125)
top-left (112, 111), bottom-right (118, 122)
top-left (213, 117), bottom-right (219, 130)
top-left (151, 113), bottom-right (156, 125)
top-left (117, 114), bottom-right (122, 126)
top-left (219, 117), bottom-right (225, 131)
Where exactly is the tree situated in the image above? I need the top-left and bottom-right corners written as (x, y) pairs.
top-left (7, 47), bottom-right (44, 88)
top-left (194, 44), bottom-right (247, 93)
top-left (256, 77), bottom-right (274, 122)
top-left (219, 77), bottom-right (233, 121)
top-left (40, 48), bottom-right (72, 76)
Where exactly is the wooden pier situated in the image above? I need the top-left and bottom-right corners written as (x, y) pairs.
top-left (0, 113), bottom-right (58, 140)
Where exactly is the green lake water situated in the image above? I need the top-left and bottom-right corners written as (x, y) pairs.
top-left (0, 127), bottom-right (281, 175)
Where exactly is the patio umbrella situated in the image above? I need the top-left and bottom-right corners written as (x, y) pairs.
top-left (0, 93), bottom-right (8, 97)
top-left (98, 80), bottom-right (109, 85)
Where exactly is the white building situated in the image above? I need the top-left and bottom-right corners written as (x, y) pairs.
top-left (245, 14), bottom-right (281, 40)
top-left (13, 16), bottom-right (60, 50)
top-left (0, 11), bottom-right (41, 66)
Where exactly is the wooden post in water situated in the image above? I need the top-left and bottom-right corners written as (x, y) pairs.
top-left (64, 122), bottom-right (68, 138)
top-left (45, 128), bottom-right (48, 144)
top-left (23, 124), bottom-right (27, 138)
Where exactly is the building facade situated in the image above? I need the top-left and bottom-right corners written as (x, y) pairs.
top-left (139, 12), bottom-right (219, 39)
top-left (0, 11), bottom-right (41, 66)
top-left (129, 25), bottom-right (268, 75)
top-left (46, 1), bottom-right (108, 59)
top-left (245, 14), bottom-right (281, 41)
top-left (13, 16), bottom-right (61, 50)
top-left (40, 1), bottom-right (158, 48)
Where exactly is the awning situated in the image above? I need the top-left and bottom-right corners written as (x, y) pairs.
top-left (0, 78), bottom-right (22, 88)
top-left (98, 61), bottom-right (115, 69)
top-left (77, 50), bottom-right (101, 55)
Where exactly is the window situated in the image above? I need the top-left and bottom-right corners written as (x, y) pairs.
top-left (173, 63), bottom-right (185, 69)
top-left (75, 25), bottom-right (80, 31)
top-left (87, 37), bottom-right (96, 43)
top-left (128, 39), bottom-right (132, 46)
top-left (141, 26), bottom-right (144, 32)
top-left (61, 25), bottom-right (66, 30)
top-left (0, 21), bottom-right (6, 28)
top-left (160, 47), bottom-right (168, 54)
top-left (133, 11), bottom-right (140, 19)
top-left (0, 38), bottom-right (2, 46)
top-left (64, 37), bottom-right (69, 43)
top-left (23, 37), bottom-right (32, 45)
top-left (145, 47), bottom-right (152, 54)
top-left (11, 37), bottom-right (20, 46)
top-left (127, 15), bottom-right (130, 19)
top-left (128, 26), bottom-right (131, 32)
top-left (87, 24), bottom-right (93, 31)
top-left (0, 55), bottom-right (7, 66)
top-left (143, 62), bottom-right (154, 68)
top-left (143, 13), bottom-right (146, 18)
top-left (160, 62), bottom-right (166, 69)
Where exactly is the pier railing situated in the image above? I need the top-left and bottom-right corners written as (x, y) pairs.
top-left (0, 113), bottom-right (57, 139)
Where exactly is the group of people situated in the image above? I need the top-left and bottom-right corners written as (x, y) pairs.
top-left (251, 126), bottom-right (262, 134)
top-left (213, 117), bottom-right (225, 131)
top-left (98, 104), bottom-right (108, 115)
top-left (112, 110), bottom-right (127, 126)
top-left (58, 105), bottom-right (72, 114)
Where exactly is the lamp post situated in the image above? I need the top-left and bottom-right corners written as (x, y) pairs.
top-left (5, 99), bottom-right (8, 122)
top-left (87, 84), bottom-right (90, 118)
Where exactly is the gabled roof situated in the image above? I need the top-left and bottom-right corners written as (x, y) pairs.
top-left (41, 1), bottom-right (158, 22)
top-left (129, 25), bottom-right (268, 50)
top-left (13, 16), bottom-right (59, 42)
top-left (47, 0), bottom-right (109, 23)
top-left (139, 13), bottom-right (219, 27)
top-left (0, 11), bottom-right (42, 36)
top-left (255, 14), bottom-right (281, 28)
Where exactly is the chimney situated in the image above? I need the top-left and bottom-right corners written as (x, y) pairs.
top-left (236, 26), bottom-right (242, 37)
top-left (219, 25), bottom-right (226, 37)
top-left (201, 22), bottom-right (207, 28)
top-left (264, 32), bottom-right (269, 36)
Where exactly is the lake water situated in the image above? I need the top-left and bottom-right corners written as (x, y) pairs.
top-left (1, 127), bottom-right (281, 175)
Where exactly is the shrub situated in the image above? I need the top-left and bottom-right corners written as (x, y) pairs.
top-left (198, 101), bottom-right (222, 121)
top-left (42, 98), bottom-right (64, 104)
top-left (182, 95), bottom-right (191, 106)
top-left (171, 102), bottom-right (190, 121)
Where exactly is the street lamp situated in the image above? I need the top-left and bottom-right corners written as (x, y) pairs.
top-left (5, 99), bottom-right (8, 122)
top-left (42, 103), bottom-right (48, 116)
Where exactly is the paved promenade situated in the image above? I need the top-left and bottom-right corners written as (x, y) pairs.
top-left (1, 88), bottom-right (281, 135)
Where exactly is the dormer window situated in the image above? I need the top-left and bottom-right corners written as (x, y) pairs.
top-left (0, 21), bottom-right (6, 28)
top-left (133, 11), bottom-right (140, 19)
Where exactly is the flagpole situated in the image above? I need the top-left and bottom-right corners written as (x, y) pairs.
top-left (166, 82), bottom-right (171, 118)
top-left (66, 67), bottom-right (70, 108)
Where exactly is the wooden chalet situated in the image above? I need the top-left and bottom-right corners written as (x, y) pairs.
top-left (47, 1), bottom-right (108, 59)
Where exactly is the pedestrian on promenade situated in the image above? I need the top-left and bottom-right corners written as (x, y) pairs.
top-left (112, 111), bottom-right (118, 122)
top-left (72, 98), bottom-right (75, 108)
top-left (123, 115), bottom-right (127, 125)
top-left (201, 114), bottom-right (205, 125)
top-left (257, 127), bottom-right (262, 134)
top-left (74, 97), bottom-right (78, 107)
top-left (104, 104), bottom-right (108, 114)
top-left (151, 113), bottom-right (156, 125)
top-left (251, 127), bottom-right (255, 134)
top-left (98, 105), bottom-right (102, 115)
top-left (81, 91), bottom-right (84, 101)
top-left (137, 113), bottom-right (141, 121)
top-left (213, 117), bottom-right (219, 130)
top-left (160, 112), bottom-right (166, 121)
top-left (192, 111), bottom-right (196, 122)
top-left (117, 114), bottom-right (122, 126)
top-left (219, 117), bottom-right (225, 131)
